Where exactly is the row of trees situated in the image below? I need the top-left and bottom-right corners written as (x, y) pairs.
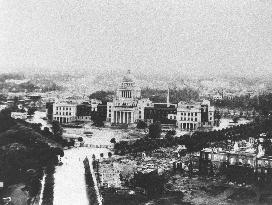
top-left (89, 91), bottom-right (114, 103)
top-left (212, 93), bottom-right (272, 115)
top-left (114, 116), bottom-right (272, 155)
top-left (0, 108), bottom-right (64, 194)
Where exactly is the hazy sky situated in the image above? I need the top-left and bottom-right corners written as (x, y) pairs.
top-left (0, 0), bottom-right (272, 77)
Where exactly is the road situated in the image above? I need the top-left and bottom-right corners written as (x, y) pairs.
top-left (53, 147), bottom-right (110, 205)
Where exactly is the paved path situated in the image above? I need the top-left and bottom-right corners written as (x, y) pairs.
top-left (53, 147), bottom-right (109, 205)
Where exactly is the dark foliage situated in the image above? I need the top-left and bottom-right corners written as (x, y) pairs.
top-left (148, 122), bottom-right (161, 138)
top-left (136, 120), bottom-right (147, 129)
top-left (89, 90), bottom-right (114, 103)
top-left (83, 158), bottom-right (100, 205)
top-left (41, 164), bottom-right (56, 205)
top-left (114, 116), bottom-right (272, 155)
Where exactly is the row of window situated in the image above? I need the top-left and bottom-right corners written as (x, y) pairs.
top-left (55, 112), bottom-right (72, 116)
top-left (56, 107), bottom-right (72, 111)
top-left (181, 112), bottom-right (198, 116)
top-left (180, 117), bottom-right (198, 121)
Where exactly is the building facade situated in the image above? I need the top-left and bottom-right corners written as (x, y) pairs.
top-left (107, 70), bottom-right (149, 125)
top-left (52, 102), bottom-right (77, 123)
top-left (173, 100), bottom-right (215, 131)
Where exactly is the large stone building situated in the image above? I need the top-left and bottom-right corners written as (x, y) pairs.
top-left (170, 100), bottom-right (215, 131)
top-left (107, 70), bottom-right (152, 125)
top-left (52, 101), bottom-right (77, 123)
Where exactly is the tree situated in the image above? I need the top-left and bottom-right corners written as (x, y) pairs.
top-left (89, 91), bottom-right (114, 102)
top-left (68, 139), bottom-right (75, 147)
top-left (51, 121), bottom-right (63, 140)
top-left (108, 152), bottom-right (112, 158)
top-left (136, 120), bottom-right (147, 129)
top-left (27, 107), bottom-right (36, 116)
top-left (91, 112), bottom-right (104, 127)
top-left (110, 138), bottom-right (116, 144)
top-left (78, 137), bottom-right (83, 142)
top-left (53, 147), bottom-right (64, 157)
top-left (148, 122), bottom-right (161, 138)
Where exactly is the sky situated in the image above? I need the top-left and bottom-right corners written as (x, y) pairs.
top-left (0, 0), bottom-right (272, 77)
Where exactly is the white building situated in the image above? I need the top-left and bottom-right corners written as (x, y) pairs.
top-left (52, 101), bottom-right (77, 123)
top-left (90, 99), bottom-right (102, 111)
top-left (171, 100), bottom-right (215, 131)
top-left (213, 94), bottom-right (223, 101)
top-left (11, 112), bottom-right (27, 120)
top-left (107, 70), bottom-right (151, 125)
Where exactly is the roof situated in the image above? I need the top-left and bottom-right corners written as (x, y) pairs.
top-left (122, 70), bottom-right (134, 82)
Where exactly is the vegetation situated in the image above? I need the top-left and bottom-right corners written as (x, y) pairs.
top-left (91, 112), bottom-right (105, 127)
top-left (41, 164), bottom-right (56, 205)
top-left (141, 87), bottom-right (199, 103)
top-left (136, 120), bottom-right (147, 129)
top-left (110, 138), bottom-right (116, 144)
top-left (114, 116), bottom-right (272, 155)
top-left (83, 158), bottom-right (100, 205)
top-left (27, 107), bottom-right (36, 116)
top-left (0, 108), bottom-right (63, 200)
top-left (211, 93), bottom-right (272, 115)
top-left (148, 122), bottom-right (162, 138)
top-left (89, 90), bottom-right (114, 103)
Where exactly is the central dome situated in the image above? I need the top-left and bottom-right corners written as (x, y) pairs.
top-left (122, 70), bottom-right (134, 82)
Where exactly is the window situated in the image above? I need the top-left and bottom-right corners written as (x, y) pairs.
top-left (195, 112), bottom-right (197, 116)
top-left (195, 118), bottom-right (197, 121)
top-left (66, 112), bottom-right (68, 115)
top-left (170, 116), bottom-right (172, 119)
top-left (188, 113), bottom-right (190, 116)
top-left (174, 116), bottom-right (176, 119)
top-left (69, 112), bottom-right (71, 115)
top-left (109, 114), bottom-right (111, 117)
top-left (210, 117), bottom-right (212, 120)
top-left (181, 113), bottom-right (183, 115)
top-left (210, 112), bottom-right (212, 115)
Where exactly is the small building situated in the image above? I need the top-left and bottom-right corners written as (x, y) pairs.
top-left (213, 94), bottom-right (223, 101)
top-left (76, 102), bottom-right (92, 121)
top-left (144, 103), bottom-right (177, 125)
top-left (11, 112), bottom-right (27, 120)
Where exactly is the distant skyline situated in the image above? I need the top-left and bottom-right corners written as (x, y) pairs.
top-left (0, 0), bottom-right (272, 77)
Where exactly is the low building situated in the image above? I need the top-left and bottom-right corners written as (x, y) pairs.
top-left (144, 103), bottom-right (177, 125)
top-left (76, 102), bottom-right (92, 121)
top-left (11, 112), bottom-right (27, 120)
top-left (213, 94), bottom-right (223, 101)
top-left (199, 145), bottom-right (272, 184)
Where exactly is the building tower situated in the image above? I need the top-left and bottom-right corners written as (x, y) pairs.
top-left (167, 88), bottom-right (170, 107)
